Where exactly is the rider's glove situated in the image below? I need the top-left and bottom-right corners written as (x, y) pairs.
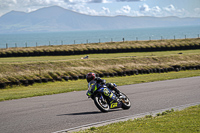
top-left (86, 90), bottom-right (92, 97)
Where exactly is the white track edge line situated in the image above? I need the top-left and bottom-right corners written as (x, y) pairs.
top-left (52, 102), bottom-right (200, 133)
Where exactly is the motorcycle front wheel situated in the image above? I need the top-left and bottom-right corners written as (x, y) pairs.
top-left (120, 93), bottom-right (131, 110)
top-left (94, 94), bottom-right (110, 112)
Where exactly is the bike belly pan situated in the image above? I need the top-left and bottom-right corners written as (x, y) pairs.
top-left (98, 87), bottom-right (122, 109)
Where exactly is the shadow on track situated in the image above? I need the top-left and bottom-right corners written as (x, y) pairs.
top-left (57, 109), bottom-right (121, 116)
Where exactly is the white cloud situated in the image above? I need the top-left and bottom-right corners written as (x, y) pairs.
top-left (194, 8), bottom-right (200, 12)
top-left (163, 4), bottom-right (176, 12)
top-left (64, 0), bottom-right (142, 3)
top-left (116, 5), bottom-right (131, 14)
top-left (139, 4), bottom-right (150, 12)
top-left (122, 5), bottom-right (131, 13)
top-left (88, 0), bottom-right (110, 3)
top-left (0, 0), bottom-right (199, 18)
top-left (67, 4), bottom-right (100, 15)
top-left (0, 0), bottom-right (17, 9)
top-left (194, 8), bottom-right (200, 17)
top-left (152, 6), bottom-right (161, 13)
top-left (0, 0), bottom-right (66, 8)
top-left (64, 0), bottom-right (110, 3)
top-left (139, 4), bottom-right (161, 17)
top-left (26, 8), bottom-right (37, 13)
top-left (102, 7), bottom-right (110, 14)
top-left (161, 4), bottom-right (190, 17)
top-left (116, 0), bottom-right (142, 1)
top-left (136, 4), bottom-right (191, 18)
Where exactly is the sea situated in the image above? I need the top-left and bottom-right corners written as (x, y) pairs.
top-left (0, 26), bottom-right (199, 49)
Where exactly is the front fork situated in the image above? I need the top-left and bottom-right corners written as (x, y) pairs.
top-left (99, 94), bottom-right (107, 104)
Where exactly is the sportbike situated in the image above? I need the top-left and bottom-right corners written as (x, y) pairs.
top-left (87, 83), bottom-right (131, 112)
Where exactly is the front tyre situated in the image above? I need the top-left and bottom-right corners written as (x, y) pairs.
top-left (121, 93), bottom-right (131, 110)
top-left (94, 94), bottom-right (109, 112)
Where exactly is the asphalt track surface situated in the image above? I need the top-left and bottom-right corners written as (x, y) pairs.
top-left (0, 76), bottom-right (200, 133)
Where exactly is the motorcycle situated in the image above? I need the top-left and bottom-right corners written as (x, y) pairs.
top-left (87, 82), bottom-right (131, 112)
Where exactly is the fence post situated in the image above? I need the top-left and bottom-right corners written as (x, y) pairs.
top-left (25, 42), bottom-right (27, 47)
top-left (99, 39), bottom-right (100, 43)
top-left (6, 43), bottom-right (8, 49)
top-left (15, 43), bottom-right (17, 48)
top-left (198, 34), bottom-right (199, 38)
top-left (49, 41), bottom-right (51, 46)
top-left (161, 36), bottom-right (163, 40)
top-left (185, 35), bottom-right (186, 39)
top-left (36, 42), bottom-right (37, 47)
top-left (136, 37), bottom-right (138, 42)
top-left (174, 36), bottom-right (176, 40)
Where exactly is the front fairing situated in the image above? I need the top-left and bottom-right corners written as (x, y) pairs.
top-left (88, 81), bottom-right (102, 92)
top-left (97, 85), bottom-right (122, 109)
top-left (87, 81), bottom-right (101, 97)
top-left (88, 81), bottom-right (95, 92)
top-left (97, 86), bottom-right (116, 100)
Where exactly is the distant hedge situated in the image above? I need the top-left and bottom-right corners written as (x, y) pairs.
top-left (0, 64), bottom-right (200, 89)
top-left (0, 38), bottom-right (200, 58)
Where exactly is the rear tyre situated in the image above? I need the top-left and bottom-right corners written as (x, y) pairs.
top-left (94, 94), bottom-right (110, 112)
top-left (121, 93), bottom-right (131, 110)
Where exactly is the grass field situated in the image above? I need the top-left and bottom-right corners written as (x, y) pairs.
top-left (0, 49), bottom-right (200, 86)
top-left (0, 45), bottom-right (200, 101)
top-left (0, 70), bottom-right (200, 101)
top-left (0, 49), bottom-right (200, 63)
top-left (76, 105), bottom-right (200, 133)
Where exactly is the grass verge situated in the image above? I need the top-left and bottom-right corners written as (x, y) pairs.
top-left (76, 105), bottom-right (200, 133)
top-left (0, 70), bottom-right (200, 102)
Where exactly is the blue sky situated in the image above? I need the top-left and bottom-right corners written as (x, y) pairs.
top-left (0, 0), bottom-right (200, 18)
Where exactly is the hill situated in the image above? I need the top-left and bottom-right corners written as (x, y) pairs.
top-left (0, 6), bottom-right (199, 33)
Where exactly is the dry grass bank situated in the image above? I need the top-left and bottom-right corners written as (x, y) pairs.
top-left (0, 52), bottom-right (200, 87)
top-left (0, 38), bottom-right (200, 57)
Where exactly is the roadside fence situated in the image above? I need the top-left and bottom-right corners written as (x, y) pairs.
top-left (0, 34), bottom-right (200, 49)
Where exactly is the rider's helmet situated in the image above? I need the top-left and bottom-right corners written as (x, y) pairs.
top-left (86, 72), bottom-right (96, 83)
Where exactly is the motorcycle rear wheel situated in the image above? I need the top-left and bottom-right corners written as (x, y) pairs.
top-left (94, 94), bottom-right (110, 112)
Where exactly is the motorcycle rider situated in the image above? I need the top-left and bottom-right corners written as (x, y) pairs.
top-left (86, 72), bottom-right (121, 97)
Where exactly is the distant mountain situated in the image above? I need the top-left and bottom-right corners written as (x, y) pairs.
top-left (0, 6), bottom-right (199, 33)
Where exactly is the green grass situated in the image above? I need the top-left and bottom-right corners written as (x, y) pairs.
top-left (0, 49), bottom-right (200, 63)
top-left (0, 70), bottom-right (200, 101)
top-left (76, 105), bottom-right (200, 133)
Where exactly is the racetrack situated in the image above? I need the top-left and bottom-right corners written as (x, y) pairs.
top-left (0, 76), bottom-right (200, 133)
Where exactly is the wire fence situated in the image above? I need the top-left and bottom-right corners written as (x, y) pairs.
top-left (0, 34), bottom-right (200, 49)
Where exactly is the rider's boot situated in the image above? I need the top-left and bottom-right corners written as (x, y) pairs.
top-left (106, 83), bottom-right (122, 97)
